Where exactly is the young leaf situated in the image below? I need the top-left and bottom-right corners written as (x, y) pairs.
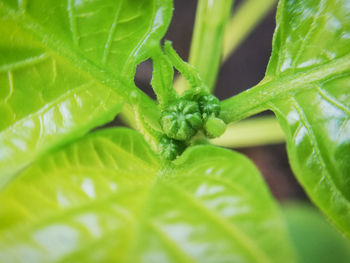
top-left (221, 0), bottom-right (350, 235)
top-left (150, 47), bottom-right (177, 107)
top-left (0, 128), bottom-right (294, 262)
top-left (0, 0), bottom-right (172, 185)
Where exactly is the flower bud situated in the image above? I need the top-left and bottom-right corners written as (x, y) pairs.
top-left (160, 100), bottom-right (202, 141)
top-left (198, 94), bottom-right (220, 119)
top-left (204, 116), bottom-right (226, 138)
top-left (158, 136), bottom-right (185, 160)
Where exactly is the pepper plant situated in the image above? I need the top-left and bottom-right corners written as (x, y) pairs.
top-left (0, 0), bottom-right (349, 262)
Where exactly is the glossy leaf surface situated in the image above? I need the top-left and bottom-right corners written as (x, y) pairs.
top-left (0, 128), bottom-right (294, 262)
top-left (221, 0), bottom-right (350, 236)
top-left (0, 0), bottom-right (172, 186)
top-left (267, 0), bottom-right (350, 235)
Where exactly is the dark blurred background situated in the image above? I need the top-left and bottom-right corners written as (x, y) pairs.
top-left (132, 0), bottom-right (308, 202)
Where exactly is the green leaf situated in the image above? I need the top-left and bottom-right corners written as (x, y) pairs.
top-left (0, 128), bottom-right (294, 262)
top-left (221, 0), bottom-right (350, 236)
top-left (282, 203), bottom-right (350, 263)
top-left (268, 0), bottom-right (350, 236)
top-left (150, 47), bottom-right (177, 107)
top-left (0, 0), bottom-right (173, 185)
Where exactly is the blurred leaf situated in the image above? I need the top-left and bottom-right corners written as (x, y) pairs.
top-left (0, 0), bottom-right (172, 186)
top-left (283, 203), bottom-right (350, 263)
top-left (0, 128), bottom-right (294, 262)
top-left (175, 0), bottom-right (234, 92)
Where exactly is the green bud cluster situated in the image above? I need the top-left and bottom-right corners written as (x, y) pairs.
top-left (160, 100), bottom-right (202, 141)
top-left (198, 94), bottom-right (220, 119)
top-left (181, 87), bottom-right (220, 120)
top-left (159, 88), bottom-right (227, 160)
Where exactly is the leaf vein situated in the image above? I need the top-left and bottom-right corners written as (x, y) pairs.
top-left (291, 97), bottom-right (350, 209)
top-left (167, 183), bottom-right (271, 263)
top-left (316, 87), bottom-right (350, 115)
top-left (96, 137), bottom-right (158, 171)
top-left (0, 53), bottom-right (49, 72)
top-left (101, 0), bottom-right (124, 65)
top-left (67, 0), bottom-right (79, 46)
top-left (292, 0), bottom-right (326, 68)
top-left (5, 71), bottom-right (14, 103)
top-left (148, 221), bottom-right (197, 263)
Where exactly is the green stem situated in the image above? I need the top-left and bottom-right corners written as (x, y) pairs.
top-left (174, 0), bottom-right (234, 93)
top-left (220, 53), bottom-right (350, 124)
top-left (164, 41), bottom-right (205, 89)
top-left (211, 116), bottom-right (285, 148)
top-left (222, 0), bottom-right (277, 61)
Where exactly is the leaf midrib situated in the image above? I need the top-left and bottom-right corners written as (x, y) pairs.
top-left (166, 181), bottom-right (271, 263)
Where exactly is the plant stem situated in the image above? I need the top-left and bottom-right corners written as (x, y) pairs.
top-left (220, 53), bottom-right (350, 124)
top-left (174, 0), bottom-right (276, 94)
top-left (164, 41), bottom-right (205, 89)
top-left (222, 0), bottom-right (277, 61)
top-left (174, 0), bottom-right (234, 93)
top-left (211, 116), bottom-right (285, 148)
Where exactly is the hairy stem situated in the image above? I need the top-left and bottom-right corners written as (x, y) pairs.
top-left (164, 41), bottom-right (205, 89)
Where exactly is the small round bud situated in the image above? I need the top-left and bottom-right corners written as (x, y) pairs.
top-left (204, 116), bottom-right (226, 138)
top-left (160, 100), bottom-right (202, 141)
top-left (158, 136), bottom-right (185, 160)
top-left (198, 94), bottom-right (220, 119)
